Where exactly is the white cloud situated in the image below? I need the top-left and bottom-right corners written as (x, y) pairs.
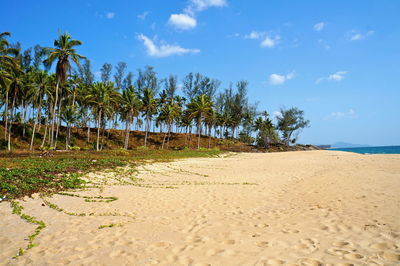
top-left (269, 71), bottom-right (295, 85)
top-left (316, 71), bottom-right (347, 84)
top-left (313, 22), bottom-right (325, 31)
top-left (138, 34), bottom-right (200, 58)
top-left (261, 37), bottom-right (275, 48)
top-left (261, 35), bottom-right (280, 48)
top-left (186, 0), bottom-right (227, 13)
top-left (349, 30), bottom-right (374, 41)
top-left (324, 109), bottom-right (357, 120)
top-left (328, 71), bottom-right (347, 81)
top-left (168, 13), bottom-right (197, 30)
top-left (105, 12), bottom-right (115, 19)
top-left (137, 11), bottom-right (149, 20)
top-left (243, 31), bottom-right (280, 48)
top-left (169, 0), bottom-right (227, 30)
top-left (245, 31), bottom-right (261, 39)
top-left (286, 71), bottom-right (295, 80)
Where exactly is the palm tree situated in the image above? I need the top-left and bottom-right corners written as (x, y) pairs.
top-left (0, 32), bottom-right (19, 143)
top-left (159, 100), bottom-right (180, 149)
top-left (4, 60), bottom-right (24, 151)
top-left (120, 86), bottom-right (141, 149)
top-left (140, 87), bottom-right (157, 147)
top-left (86, 81), bottom-right (119, 151)
top-left (29, 70), bottom-right (50, 150)
top-left (187, 94), bottom-right (213, 149)
top-left (44, 32), bottom-right (86, 148)
top-left (60, 106), bottom-right (78, 150)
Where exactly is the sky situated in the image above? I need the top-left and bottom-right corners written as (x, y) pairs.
top-left (3, 0), bottom-right (400, 146)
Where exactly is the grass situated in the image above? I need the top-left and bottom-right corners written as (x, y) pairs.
top-left (0, 149), bottom-right (225, 199)
top-left (10, 200), bottom-right (46, 258)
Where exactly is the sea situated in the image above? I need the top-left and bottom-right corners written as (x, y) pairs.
top-left (329, 145), bottom-right (400, 154)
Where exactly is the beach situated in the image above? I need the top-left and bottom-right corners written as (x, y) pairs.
top-left (1, 150), bottom-right (400, 265)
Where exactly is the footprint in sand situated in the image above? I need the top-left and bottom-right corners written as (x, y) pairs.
top-left (281, 228), bottom-right (300, 234)
top-left (294, 238), bottom-right (319, 254)
top-left (297, 258), bottom-right (322, 266)
top-left (343, 253), bottom-right (365, 260)
top-left (254, 223), bottom-right (269, 228)
top-left (332, 240), bottom-right (354, 249)
top-left (369, 242), bottom-right (397, 250)
top-left (379, 251), bottom-right (400, 262)
top-left (261, 258), bottom-right (285, 265)
top-left (325, 248), bottom-right (351, 256)
top-left (256, 241), bottom-right (271, 248)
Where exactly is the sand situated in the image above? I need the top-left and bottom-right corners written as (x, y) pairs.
top-left (1, 150), bottom-right (400, 265)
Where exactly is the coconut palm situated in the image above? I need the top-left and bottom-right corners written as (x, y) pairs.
top-left (44, 32), bottom-right (86, 148)
top-left (120, 86), bottom-right (141, 149)
top-left (29, 70), bottom-right (50, 150)
top-left (60, 106), bottom-right (78, 150)
top-left (159, 100), bottom-right (180, 149)
top-left (186, 94), bottom-right (213, 149)
top-left (86, 81), bottom-right (120, 151)
top-left (140, 87), bottom-right (157, 147)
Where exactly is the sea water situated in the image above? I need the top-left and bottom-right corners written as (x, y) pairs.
top-left (330, 146), bottom-right (400, 154)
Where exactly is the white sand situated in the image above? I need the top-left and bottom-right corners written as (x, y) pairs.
top-left (1, 150), bottom-right (400, 265)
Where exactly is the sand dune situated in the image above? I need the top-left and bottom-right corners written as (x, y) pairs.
top-left (1, 150), bottom-right (400, 265)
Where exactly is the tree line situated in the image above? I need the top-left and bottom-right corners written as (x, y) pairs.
top-left (0, 31), bottom-right (310, 151)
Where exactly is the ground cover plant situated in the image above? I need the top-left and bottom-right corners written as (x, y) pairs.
top-left (0, 149), bottom-right (223, 200)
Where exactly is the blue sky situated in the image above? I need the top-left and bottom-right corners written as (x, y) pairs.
top-left (3, 0), bottom-right (400, 146)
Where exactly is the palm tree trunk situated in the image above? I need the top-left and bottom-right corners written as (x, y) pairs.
top-left (50, 79), bottom-right (60, 147)
top-left (197, 117), bottom-right (202, 150)
top-left (22, 100), bottom-right (26, 138)
top-left (41, 116), bottom-right (49, 148)
top-left (208, 126), bottom-right (212, 148)
top-left (144, 113), bottom-right (150, 147)
top-left (166, 123), bottom-right (172, 149)
top-left (30, 98), bottom-right (42, 151)
top-left (162, 129), bottom-right (167, 149)
top-left (4, 90), bottom-right (8, 141)
top-left (124, 116), bottom-right (131, 149)
top-left (66, 123), bottom-right (70, 150)
top-left (7, 90), bottom-right (17, 152)
top-left (54, 99), bottom-right (62, 150)
top-left (87, 113), bottom-right (91, 143)
top-left (96, 110), bottom-right (102, 151)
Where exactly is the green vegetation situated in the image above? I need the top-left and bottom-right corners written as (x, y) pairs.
top-left (98, 223), bottom-right (123, 229)
top-left (0, 31), bottom-right (309, 152)
top-left (0, 149), bottom-right (224, 199)
top-left (10, 200), bottom-right (46, 257)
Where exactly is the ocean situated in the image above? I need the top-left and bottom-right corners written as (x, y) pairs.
top-left (330, 145), bottom-right (400, 154)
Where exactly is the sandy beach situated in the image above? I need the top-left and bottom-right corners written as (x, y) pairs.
top-left (1, 150), bottom-right (400, 265)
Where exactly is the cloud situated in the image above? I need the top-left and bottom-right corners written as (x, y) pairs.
top-left (328, 71), bottom-right (347, 81)
top-left (316, 71), bottom-right (347, 84)
top-left (245, 31), bottom-right (261, 39)
top-left (324, 109), bottom-right (357, 120)
top-left (261, 36), bottom-right (279, 48)
top-left (137, 11), bottom-right (149, 20)
top-left (105, 12), bottom-right (115, 19)
top-left (269, 71), bottom-right (295, 85)
top-left (185, 0), bottom-right (227, 14)
top-left (168, 13), bottom-right (197, 30)
top-left (349, 30), bottom-right (374, 41)
top-left (244, 31), bottom-right (280, 48)
top-left (138, 34), bottom-right (200, 58)
top-left (169, 0), bottom-right (227, 30)
top-left (313, 22), bottom-right (325, 31)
